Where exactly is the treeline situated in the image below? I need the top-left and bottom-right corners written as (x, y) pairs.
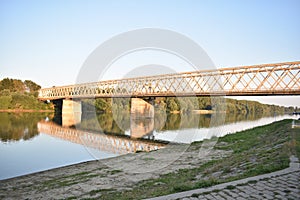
top-left (155, 97), bottom-right (291, 115)
top-left (0, 78), bottom-right (52, 110)
top-left (83, 96), bottom-right (295, 115)
top-left (82, 98), bottom-right (130, 113)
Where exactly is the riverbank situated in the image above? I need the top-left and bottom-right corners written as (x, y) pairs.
top-left (0, 119), bottom-right (299, 199)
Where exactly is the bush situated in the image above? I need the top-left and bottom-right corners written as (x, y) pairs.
top-left (0, 96), bottom-right (12, 109)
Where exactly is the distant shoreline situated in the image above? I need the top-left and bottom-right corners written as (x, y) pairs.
top-left (0, 109), bottom-right (54, 113)
top-left (192, 110), bottom-right (227, 114)
top-left (168, 110), bottom-right (227, 114)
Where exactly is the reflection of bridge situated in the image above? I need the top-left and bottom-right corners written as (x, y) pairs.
top-left (37, 121), bottom-right (164, 154)
top-left (39, 61), bottom-right (300, 100)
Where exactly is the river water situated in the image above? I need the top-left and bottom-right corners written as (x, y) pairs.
top-left (0, 112), bottom-right (297, 180)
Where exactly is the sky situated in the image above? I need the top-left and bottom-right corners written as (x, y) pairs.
top-left (1, 0), bottom-right (300, 107)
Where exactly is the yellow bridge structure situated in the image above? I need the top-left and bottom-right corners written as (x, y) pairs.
top-left (38, 61), bottom-right (300, 127)
top-left (38, 61), bottom-right (300, 100)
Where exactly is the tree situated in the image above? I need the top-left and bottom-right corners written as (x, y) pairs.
top-left (0, 96), bottom-right (12, 109)
top-left (0, 78), bottom-right (53, 110)
top-left (13, 79), bottom-right (25, 92)
top-left (0, 78), bottom-right (14, 91)
top-left (0, 89), bottom-right (10, 96)
top-left (166, 97), bottom-right (179, 112)
top-left (24, 80), bottom-right (41, 92)
top-left (95, 98), bottom-right (112, 113)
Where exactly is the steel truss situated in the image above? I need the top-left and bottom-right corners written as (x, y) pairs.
top-left (38, 61), bottom-right (300, 100)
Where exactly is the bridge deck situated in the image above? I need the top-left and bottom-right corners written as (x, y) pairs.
top-left (38, 61), bottom-right (300, 100)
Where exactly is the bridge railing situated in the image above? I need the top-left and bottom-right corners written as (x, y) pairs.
top-left (38, 61), bottom-right (300, 100)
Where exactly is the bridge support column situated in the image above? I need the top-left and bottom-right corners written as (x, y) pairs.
top-left (131, 98), bottom-right (154, 118)
top-left (62, 99), bottom-right (82, 127)
top-left (130, 98), bottom-right (154, 138)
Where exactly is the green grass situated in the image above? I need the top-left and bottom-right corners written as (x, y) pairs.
top-left (290, 121), bottom-right (300, 158)
top-left (191, 193), bottom-right (199, 197)
top-left (89, 188), bottom-right (114, 196)
top-left (142, 157), bottom-right (156, 161)
top-left (99, 119), bottom-right (300, 200)
top-left (109, 169), bottom-right (122, 175)
top-left (225, 185), bottom-right (236, 190)
top-left (40, 171), bottom-right (100, 190)
top-left (247, 180), bottom-right (258, 184)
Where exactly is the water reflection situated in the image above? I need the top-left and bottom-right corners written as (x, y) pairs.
top-left (0, 113), bottom-right (53, 142)
top-left (75, 111), bottom-right (295, 143)
top-left (0, 111), bottom-right (294, 144)
top-left (0, 111), bottom-right (296, 180)
top-left (38, 121), bottom-right (164, 154)
top-left (76, 112), bottom-right (276, 134)
top-left (130, 117), bottom-right (154, 138)
top-left (0, 112), bottom-right (120, 180)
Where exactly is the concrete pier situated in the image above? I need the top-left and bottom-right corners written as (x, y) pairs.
top-left (130, 98), bottom-right (155, 138)
top-left (62, 99), bottom-right (82, 127)
top-left (130, 98), bottom-right (154, 119)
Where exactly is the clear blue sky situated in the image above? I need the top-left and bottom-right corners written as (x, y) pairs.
top-left (1, 0), bottom-right (300, 106)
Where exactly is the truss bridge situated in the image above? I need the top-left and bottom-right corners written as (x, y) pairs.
top-left (38, 61), bottom-right (300, 100)
top-left (38, 61), bottom-right (300, 126)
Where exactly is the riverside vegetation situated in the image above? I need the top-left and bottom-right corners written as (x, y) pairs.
top-left (82, 96), bottom-right (297, 115)
top-left (0, 78), bottom-right (53, 111)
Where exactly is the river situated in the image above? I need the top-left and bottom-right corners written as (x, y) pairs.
top-left (0, 112), bottom-right (297, 180)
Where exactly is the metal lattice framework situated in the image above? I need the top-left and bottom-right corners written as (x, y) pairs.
top-left (38, 61), bottom-right (300, 100)
top-left (38, 121), bottom-right (164, 154)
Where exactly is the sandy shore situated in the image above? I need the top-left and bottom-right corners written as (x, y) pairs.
top-left (0, 142), bottom-right (231, 199)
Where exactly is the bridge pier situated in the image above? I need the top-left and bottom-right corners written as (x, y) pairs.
top-left (131, 98), bottom-right (154, 118)
top-left (62, 99), bottom-right (82, 127)
top-left (130, 98), bottom-right (155, 138)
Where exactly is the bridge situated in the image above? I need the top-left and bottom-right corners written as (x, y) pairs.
top-left (38, 61), bottom-right (300, 100)
top-left (38, 61), bottom-right (300, 126)
top-left (37, 121), bottom-right (164, 155)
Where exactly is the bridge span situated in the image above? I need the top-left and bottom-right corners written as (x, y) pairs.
top-left (38, 61), bottom-right (300, 100)
top-left (38, 61), bottom-right (300, 126)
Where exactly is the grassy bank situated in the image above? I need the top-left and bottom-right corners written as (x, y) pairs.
top-left (99, 119), bottom-right (299, 200)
